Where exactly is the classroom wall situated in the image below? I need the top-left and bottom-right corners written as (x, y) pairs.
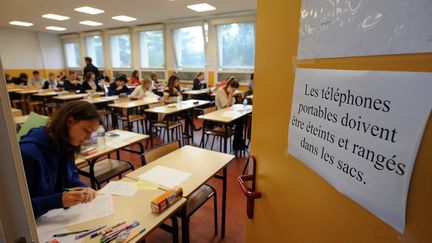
top-left (247, 0), bottom-right (432, 242)
top-left (0, 28), bottom-right (65, 78)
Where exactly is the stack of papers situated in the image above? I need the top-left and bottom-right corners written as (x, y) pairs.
top-left (138, 165), bottom-right (191, 188)
top-left (98, 181), bottom-right (138, 197)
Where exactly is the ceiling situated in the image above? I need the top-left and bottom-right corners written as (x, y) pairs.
top-left (0, 0), bottom-right (257, 34)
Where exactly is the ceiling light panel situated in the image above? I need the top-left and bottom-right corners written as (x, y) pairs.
top-left (79, 21), bottom-right (103, 26)
top-left (42, 14), bottom-right (70, 21)
top-left (187, 3), bottom-right (216, 12)
top-left (112, 15), bottom-right (137, 22)
top-left (74, 6), bottom-right (104, 15)
top-left (9, 21), bottom-right (33, 27)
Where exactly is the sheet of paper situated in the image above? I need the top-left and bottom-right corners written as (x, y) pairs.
top-left (38, 228), bottom-right (82, 243)
top-left (98, 181), bottom-right (137, 197)
top-left (138, 165), bottom-right (191, 189)
top-left (36, 194), bottom-right (114, 234)
top-left (136, 179), bottom-right (159, 190)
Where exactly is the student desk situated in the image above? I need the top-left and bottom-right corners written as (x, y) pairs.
top-left (75, 130), bottom-right (149, 188)
top-left (182, 88), bottom-right (211, 99)
top-left (7, 87), bottom-right (23, 93)
top-left (210, 89), bottom-right (245, 97)
top-left (12, 89), bottom-right (40, 114)
top-left (14, 115), bottom-right (29, 125)
top-left (125, 145), bottom-right (235, 241)
top-left (50, 177), bottom-right (186, 243)
top-left (198, 104), bottom-right (253, 153)
top-left (108, 97), bottom-right (160, 109)
top-left (11, 108), bottom-right (22, 117)
top-left (144, 99), bottom-right (211, 144)
top-left (53, 93), bottom-right (88, 102)
top-left (85, 95), bottom-right (120, 105)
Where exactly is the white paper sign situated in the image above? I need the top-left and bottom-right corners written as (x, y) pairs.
top-left (298, 0), bottom-right (432, 59)
top-left (288, 68), bottom-right (432, 233)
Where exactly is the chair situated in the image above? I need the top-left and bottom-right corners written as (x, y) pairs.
top-left (199, 106), bottom-right (235, 152)
top-left (147, 103), bottom-right (184, 146)
top-left (17, 112), bottom-right (49, 141)
top-left (112, 98), bottom-right (145, 133)
top-left (78, 158), bottom-right (135, 189)
top-left (144, 141), bottom-right (218, 241)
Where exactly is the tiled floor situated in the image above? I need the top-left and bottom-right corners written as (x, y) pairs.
top-left (80, 119), bottom-right (249, 243)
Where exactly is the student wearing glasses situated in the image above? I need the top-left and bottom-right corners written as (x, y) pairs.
top-left (20, 101), bottom-right (99, 218)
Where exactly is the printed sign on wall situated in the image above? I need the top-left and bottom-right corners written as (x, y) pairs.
top-left (288, 68), bottom-right (432, 232)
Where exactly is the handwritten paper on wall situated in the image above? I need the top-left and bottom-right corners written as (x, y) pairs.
top-left (298, 0), bottom-right (432, 59)
top-left (288, 68), bottom-right (432, 233)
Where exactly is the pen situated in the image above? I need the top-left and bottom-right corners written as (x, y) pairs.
top-left (91, 221), bottom-right (126, 238)
top-left (125, 228), bottom-right (146, 243)
top-left (75, 225), bottom-right (106, 240)
top-left (53, 229), bottom-right (88, 237)
top-left (63, 187), bottom-right (89, 195)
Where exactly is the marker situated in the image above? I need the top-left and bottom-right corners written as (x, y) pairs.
top-left (91, 221), bottom-right (126, 238)
top-left (53, 229), bottom-right (88, 237)
top-left (75, 225), bottom-right (106, 240)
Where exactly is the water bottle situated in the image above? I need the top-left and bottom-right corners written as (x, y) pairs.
top-left (243, 98), bottom-right (248, 111)
top-left (177, 95), bottom-right (182, 107)
top-left (97, 125), bottom-right (106, 148)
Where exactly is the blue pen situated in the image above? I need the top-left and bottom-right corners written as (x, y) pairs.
top-left (75, 225), bottom-right (106, 240)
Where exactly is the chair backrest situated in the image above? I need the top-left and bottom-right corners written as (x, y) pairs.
top-left (144, 140), bottom-right (180, 163)
top-left (17, 112), bottom-right (49, 141)
top-left (202, 106), bottom-right (217, 115)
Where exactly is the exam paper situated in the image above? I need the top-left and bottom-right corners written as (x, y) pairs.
top-left (36, 194), bottom-right (114, 234)
top-left (99, 181), bottom-right (138, 196)
top-left (138, 165), bottom-right (191, 188)
top-left (136, 179), bottom-right (159, 190)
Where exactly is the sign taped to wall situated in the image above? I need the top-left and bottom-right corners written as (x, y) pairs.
top-left (288, 68), bottom-right (432, 232)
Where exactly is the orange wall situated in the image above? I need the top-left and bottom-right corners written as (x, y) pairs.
top-left (247, 0), bottom-right (432, 242)
top-left (4, 69), bottom-right (66, 79)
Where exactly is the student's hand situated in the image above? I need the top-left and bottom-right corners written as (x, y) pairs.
top-left (80, 187), bottom-right (97, 203)
top-left (116, 85), bottom-right (123, 90)
top-left (62, 189), bottom-right (85, 207)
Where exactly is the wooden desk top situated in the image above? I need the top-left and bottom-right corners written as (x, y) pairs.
top-left (66, 177), bottom-right (186, 242)
top-left (108, 97), bottom-right (160, 109)
top-left (32, 91), bottom-right (59, 97)
top-left (210, 90), bottom-right (244, 97)
top-left (14, 115), bottom-right (29, 125)
top-left (11, 108), bottom-right (23, 117)
top-left (125, 146), bottom-right (235, 197)
top-left (16, 89), bottom-right (39, 95)
top-left (85, 96), bottom-right (120, 104)
top-left (182, 88), bottom-right (210, 95)
top-left (246, 95), bottom-right (253, 99)
top-left (53, 93), bottom-right (88, 101)
top-left (144, 99), bottom-right (210, 115)
top-left (198, 104), bottom-right (253, 123)
top-left (75, 130), bottom-right (149, 165)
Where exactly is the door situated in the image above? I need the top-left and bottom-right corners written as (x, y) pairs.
top-left (246, 1), bottom-right (432, 242)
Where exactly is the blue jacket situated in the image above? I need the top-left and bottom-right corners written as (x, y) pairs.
top-left (108, 82), bottom-right (131, 96)
top-left (19, 127), bottom-right (87, 218)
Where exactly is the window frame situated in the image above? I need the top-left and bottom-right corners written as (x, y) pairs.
top-left (215, 21), bottom-right (256, 72)
top-left (138, 28), bottom-right (166, 70)
top-left (61, 34), bottom-right (82, 69)
top-left (107, 29), bottom-right (133, 69)
top-left (83, 31), bottom-right (105, 68)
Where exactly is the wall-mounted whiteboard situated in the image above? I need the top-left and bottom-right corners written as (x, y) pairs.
top-left (297, 0), bottom-right (432, 59)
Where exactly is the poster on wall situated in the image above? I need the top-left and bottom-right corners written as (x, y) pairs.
top-left (288, 68), bottom-right (432, 233)
top-left (297, 0), bottom-right (432, 59)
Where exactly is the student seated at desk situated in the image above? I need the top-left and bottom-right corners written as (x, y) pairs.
top-left (28, 70), bottom-right (45, 88)
top-left (129, 76), bottom-right (157, 99)
top-left (149, 72), bottom-right (159, 89)
top-left (12, 73), bottom-right (28, 86)
top-left (192, 72), bottom-right (207, 90)
top-left (42, 72), bottom-right (59, 90)
top-left (215, 77), bottom-right (245, 150)
top-left (64, 72), bottom-right (82, 92)
top-left (130, 70), bottom-right (140, 85)
top-left (162, 75), bottom-right (182, 103)
top-left (81, 72), bottom-right (103, 93)
top-left (20, 101), bottom-right (99, 218)
top-left (108, 75), bottom-right (132, 96)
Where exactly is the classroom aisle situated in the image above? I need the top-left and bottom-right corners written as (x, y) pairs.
top-left (79, 118), bottom-right (249, 243)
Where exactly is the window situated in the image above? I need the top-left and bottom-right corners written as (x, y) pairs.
top-left (217, 22), bottom-right (255, 69)
top-left (85, 35), bottom-right (104, 67)
top-left (110, 34), bottom-right (132, 68)
top-left (139, 30), bottom-right (165, 68)
top-left (64, 42), bottom-right (80, 68)
top-left (173, 26), bottom-right (206, 69)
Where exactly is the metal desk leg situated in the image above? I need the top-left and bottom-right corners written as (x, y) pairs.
top-left (222, 166), bottom-right (227, 237)
top-left (171, 215), bottom-right (179, 243)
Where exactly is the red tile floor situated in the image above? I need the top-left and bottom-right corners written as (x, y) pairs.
top-left (80, 119), bottom-right (249, 243)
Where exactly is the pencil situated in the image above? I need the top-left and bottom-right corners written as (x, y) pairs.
top-left (125, 228), bottom-right (146, 243)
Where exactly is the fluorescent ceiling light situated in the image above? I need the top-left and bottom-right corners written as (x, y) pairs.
top-left (112, 15), bottom-right (136, 22)
top-left (187, 3), bottom-right (216, 12)
top-left (9, 21), bottom-right (33, 27)
top-left (79, 21), bottom-right (103, 26)
top-left (45, 26), bottom-right (66, 31)
top-left (42, 14), bottom-right (70, 21)
top-left (74, 6), bottom-right (104, 15)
